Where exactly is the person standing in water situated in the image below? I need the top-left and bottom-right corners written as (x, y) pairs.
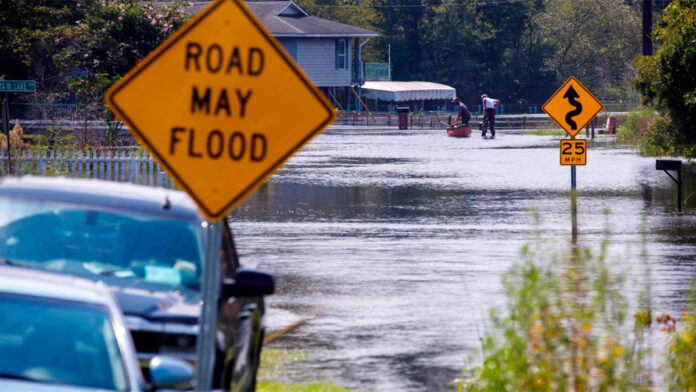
top-left (481, 94), bottom-right (499, 138)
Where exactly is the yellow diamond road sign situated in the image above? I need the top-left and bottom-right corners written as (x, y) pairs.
top-left (542, 76), bottom-right (603, 138)
top-left (105, 0), bottom-right (335, 221)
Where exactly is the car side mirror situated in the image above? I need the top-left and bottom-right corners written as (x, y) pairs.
top-left (149, 355), bottom-right (194, 390)
top-left (222, 268), bottom-right (274, 298)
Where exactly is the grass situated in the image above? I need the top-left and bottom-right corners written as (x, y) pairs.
top-left (257, 348), bottom-right (352, 392)
top-left (258, 381), bottom-right (352, 392)
top-left (528, 129), bottom-right (566, 136)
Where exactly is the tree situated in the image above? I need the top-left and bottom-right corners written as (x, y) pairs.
top-left (635, 0), bottom-right (696, 146)
top-left (534, 0), bottom-right (641, 98)
top-left (297, 0), bottom-right (383, 61)
top-left (72, 0), bottom-right (187, 80)
top-left (0, 0), bottom-right (85, 94)
top-left (68, 0), bottom-right (188, 145)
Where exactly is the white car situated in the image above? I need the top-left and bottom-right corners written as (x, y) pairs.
top-left (0, 176), bottom-right (273, 390)
top-left (0, 265), bottom-right (193, 391)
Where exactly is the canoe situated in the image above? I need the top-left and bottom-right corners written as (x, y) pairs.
top-left (447, 125), bottom-right (471, 138)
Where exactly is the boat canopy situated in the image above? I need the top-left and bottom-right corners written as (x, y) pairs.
top-left (360, 81), bottom-right (456, 102)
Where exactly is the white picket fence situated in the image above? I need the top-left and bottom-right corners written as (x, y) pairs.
top-left (0, 149), bottom-right (176, 189)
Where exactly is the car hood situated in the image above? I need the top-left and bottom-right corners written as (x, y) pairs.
top-left (2, 265), bottom-right (201, 324)
top-left (0, 379), bottom-right (122, 392)
top-left (110, 284), bottom-right (200, 325)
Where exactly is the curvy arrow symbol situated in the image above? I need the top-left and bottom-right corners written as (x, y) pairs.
top-left (563, 85), bottom-right (583, 130)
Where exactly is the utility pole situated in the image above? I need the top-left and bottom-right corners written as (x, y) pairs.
top-left (642, 0), bottom-right (653, 55)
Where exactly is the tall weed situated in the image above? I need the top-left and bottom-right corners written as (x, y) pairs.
top-left (460, 237), bottom-right (652, 392)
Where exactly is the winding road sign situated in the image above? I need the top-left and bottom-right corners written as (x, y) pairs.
top-left (105, 0), bottom-right (335, 221)
top-left (542, 77), bottom-right (603, 137)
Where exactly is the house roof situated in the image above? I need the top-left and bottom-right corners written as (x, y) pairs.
top-left (360, 81), bottom-right (457, 102)
top-left (188, 1), bottom-right (378, 38)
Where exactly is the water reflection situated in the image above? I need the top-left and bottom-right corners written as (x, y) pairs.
top-left (231, 127), bottom-right (696, 391)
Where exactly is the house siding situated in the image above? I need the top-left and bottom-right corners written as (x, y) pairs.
top-left (296, 38), bottom-right (352, 87)
top-left (277, 38), bottom-right (297, 61)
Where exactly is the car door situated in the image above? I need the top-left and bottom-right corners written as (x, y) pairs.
top-left (214, 224), bottom-right (265, 391)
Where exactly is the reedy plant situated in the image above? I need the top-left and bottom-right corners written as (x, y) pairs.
top-left (460, 235), bottom-right (652, 392)
top-left (663, 284), bottom-right (696, 391)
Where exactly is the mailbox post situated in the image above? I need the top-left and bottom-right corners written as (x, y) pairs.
top-left (656, 159), bottom-right (683, 210)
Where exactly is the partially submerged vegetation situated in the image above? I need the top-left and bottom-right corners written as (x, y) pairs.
top-left (460, 235), bottom-right (652, 391)
top-left (617, 106), bottom-right (696, 157)
top-left (529, 129), bottom-right (566, 136)
top-left (459, 223), bottom-right (696, 391)
top-left (663, 285), bottom-right (696, 390)
top-left (258, 348), bottom-right (352, 392)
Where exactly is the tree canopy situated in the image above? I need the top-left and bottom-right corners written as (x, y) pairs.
top-left (635, 0), bottom-right (696, 153)
top-left (0, 0), bottom-right (646, 110)
top-left (297, 0), bottom-right (642, 106)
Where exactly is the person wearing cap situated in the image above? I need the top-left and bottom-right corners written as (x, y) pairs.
top-left (451, 97), bottom-right (471, 127)
top-left (481, 94), bottom-right (500, 138)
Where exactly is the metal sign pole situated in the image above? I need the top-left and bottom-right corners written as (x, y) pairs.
top-left (678, 166), bottom-right (682, 211)
top-left (2, 97), bottom-right (10, 175)
top-left (571, 168), bottom-right (578, 244)
top-left (196, 220), bottom-right (222, 392)
top-left (570, 137), bottom-right (578, 244)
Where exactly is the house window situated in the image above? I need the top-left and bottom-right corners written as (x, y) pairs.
top-left (335, 39), bottom-right (347, 69)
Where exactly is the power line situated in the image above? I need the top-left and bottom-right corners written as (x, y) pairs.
top-left (314, 0), bottom-right (537, 8)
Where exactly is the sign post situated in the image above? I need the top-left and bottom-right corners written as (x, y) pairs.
top-left (543, 77), bottom-right (603, 242)
top-left (2, 98), bottom-right (9, 174)
top-left (0, 80), bottom-right (36, 175)
top-left (196, 221), bottom-right (222, 391)
top-left (104, 0), bottom-right (335, 389)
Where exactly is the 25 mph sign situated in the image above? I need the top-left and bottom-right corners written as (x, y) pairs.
top-left (105, 0), bottom-right (335, 221)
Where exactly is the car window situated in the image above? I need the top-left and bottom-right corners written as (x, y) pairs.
top-left (0, 198), bottom-right (204, 291)
top-left (0, 293), bottom-right (128, 391)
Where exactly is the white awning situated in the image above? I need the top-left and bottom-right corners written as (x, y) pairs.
top-left (360, 81), bottom-right (456, 102)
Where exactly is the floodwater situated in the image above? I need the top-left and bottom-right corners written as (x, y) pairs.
top-left (231, 126), bottom-right (696, 391)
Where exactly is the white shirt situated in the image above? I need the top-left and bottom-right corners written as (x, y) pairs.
top-left (483, 97), bottom-right (497, 109)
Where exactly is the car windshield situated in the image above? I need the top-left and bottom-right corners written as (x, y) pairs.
top-left (0, 293), bottom-right (128, 391)
top-left (0, 198), bottom-right (203, 292)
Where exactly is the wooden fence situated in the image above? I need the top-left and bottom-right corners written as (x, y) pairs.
top-left (0, 149), bottom-right (176, 189)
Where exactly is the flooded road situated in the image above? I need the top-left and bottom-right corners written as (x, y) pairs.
top-left (231, 126), bottom-right (696, 391)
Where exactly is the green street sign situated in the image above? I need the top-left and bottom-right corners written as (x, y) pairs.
top-left (0, 80), bottom-right (36, 92)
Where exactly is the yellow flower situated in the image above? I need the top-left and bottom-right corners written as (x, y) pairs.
top-left (613, 347), bottom-right (623, 356)
top-left (581, 324), bottom-right (592, 333)
top-left (682, 333), bottom-right (692, 343)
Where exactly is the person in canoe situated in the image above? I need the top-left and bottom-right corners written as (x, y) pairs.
top-left (451, 97), bottom-right (471, 127)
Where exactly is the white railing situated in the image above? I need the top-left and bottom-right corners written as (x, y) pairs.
top-left (0, 149), bottom-right (176, 189)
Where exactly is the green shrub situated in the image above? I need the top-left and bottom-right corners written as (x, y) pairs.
top-left (663, 285), bottom-right (696, 391)
top-left (634, 116), bottom-right (696, 158)
top-left (616, 107), bottom-right (658, 144)
top-left (634, 0), bottom-right (696, 149)
top-left (460, 238), bottom-right (652, 392)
